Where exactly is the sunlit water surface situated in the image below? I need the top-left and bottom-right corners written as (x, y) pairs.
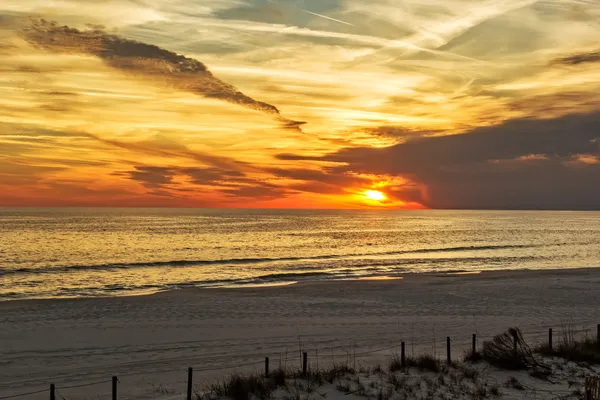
top-left (1, 208), bottom-right (599, 299)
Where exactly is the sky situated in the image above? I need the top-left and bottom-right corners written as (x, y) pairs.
top-left (0, 0), bottom-right (599, 209)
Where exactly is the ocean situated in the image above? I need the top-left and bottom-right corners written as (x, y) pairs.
top-left (0, 208), bottom-right (599, 300)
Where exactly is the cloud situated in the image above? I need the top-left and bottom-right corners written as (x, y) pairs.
top-left (19, 19), bottom-right (304, 129)
top-left (278, 112), bottom-right (600, 209)
top-left (266, 166), bottom-right (369, 195)
top-left (182, 167), bottom-right (246, 185)
top-left (117, 165), bottom-right (290, 200)
top-left (121, 165), bottom-right (248, 188)
top-left (220, 182), bottom-right (288, 200)
top-left (364, 126), bottom-right (439, 140)
top-left (554, 49), bottom-right (600, 66)
top-left (82, 132), bottom-right (253, 172)
top-left (122, 166), bottom-right (176, 188)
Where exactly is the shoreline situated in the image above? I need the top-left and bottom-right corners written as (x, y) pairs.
top-left (1, 266), bottom-right (599, 305)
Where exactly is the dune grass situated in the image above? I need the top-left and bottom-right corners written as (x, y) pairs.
top-left (537, 336), bottom-right (600, 365)
top-left (534, 322), bottom-right (600, 365)
top-left (199, 327), bottom-right (598, 400)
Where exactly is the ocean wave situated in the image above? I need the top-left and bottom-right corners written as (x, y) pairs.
top-left (0, 257), bottom-right (555, 299)
top-left (0, 243), bottom-right (536, 276)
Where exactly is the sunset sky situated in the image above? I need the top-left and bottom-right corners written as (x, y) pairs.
top-left (1, 0), bottom-right (599, 209)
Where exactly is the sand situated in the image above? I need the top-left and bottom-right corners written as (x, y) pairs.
top-left (1, 268), bottom-right (600, 399)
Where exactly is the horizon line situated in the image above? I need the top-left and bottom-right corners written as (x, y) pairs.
top-left (1, 205), bottom-right (599, 212)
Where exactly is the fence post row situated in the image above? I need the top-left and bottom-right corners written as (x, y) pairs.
top-left (36, 322), bottom-right (600, 400)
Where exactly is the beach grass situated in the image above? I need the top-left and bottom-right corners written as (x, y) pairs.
top-left (194, 327), bottom-right (600, 400)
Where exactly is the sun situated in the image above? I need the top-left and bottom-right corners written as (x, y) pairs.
top-left (363, 190), bottom-right (386, 201)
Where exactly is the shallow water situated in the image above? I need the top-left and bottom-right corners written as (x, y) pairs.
top-left (1, 208), bottom-right (599, 299)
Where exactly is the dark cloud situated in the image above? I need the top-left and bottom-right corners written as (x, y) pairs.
top-left (116, 165), bottom-right (235, 189)
top-left (19, 19), bottom-right (304, 130)
top-left (554, 49), bottom-right (600, 66)
top-left (118, 165), bottom-right (290, 200)
top-left (124, 166), bottom-right (176, 188)
top-left (365, 126), bottom-right (439, 140)
top-left (506, 91), bottom-right (600, 116)
top-left (384, 184), bottom-right (427, 205)
top-left (182, 167), bottom-right (245, 185)
top-left (220, 182), bottom-right (287, 200)
top-left (266, 166), bottom-right (368, 195)
top-left (42, 91), bottom-right (79, 97)
top-left (278, 112), bottom-right (600, 209)
top-left (83, 132), bottom-right (252, 172)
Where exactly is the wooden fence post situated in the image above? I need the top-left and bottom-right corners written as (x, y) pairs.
top-left (548, 328), bottom-right (553, 351)
top-left (446, 337), bottom-right (451, 365)
top-left (401, 341), bottom-right (406, 368)
top-left (187, 367), bottom-right (193, 400)
top-left (265, 357), bottom-right (269, 377)
top-left (472, 334), bottom-right (476, 355)
top-left (302, 352), bottom-right (308, 376)
top-left (112, 376), bottom-right (118, 400)
top-left (50, 384), bottom-right (55, 400)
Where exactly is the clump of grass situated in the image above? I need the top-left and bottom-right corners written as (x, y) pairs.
top-left (270, 367), bottom-right (287, 387)
top-left (387, 372), bottom-right (404, 390)
top-left (483, 328), bottom-right (541, 370)
top-left (529, 367), bottom-right (553, 381)
top-left (474, 384), bottom-right (488, 398)
top-left (405, 355), bottom-right (441, 373)
top-left (388, 352), bottom-right (403, 372)
top-left (537, 336), bottom-right (600, 365)
top-left (372, 364), bottom-right (383, 374)
top-left (463, 349), bottom-right (484, 363)
top-left (209, 373), bottom-right (273, 400)
top-left (335, 380), bottom-right (351, 394)
top-left (536, 322), bottom-right (600, 365)
top-left (377, 388), bottom-right (393, 400)
top-left (489, 384), bottom-right (501, 397)
top-left (457, 364), bottom-right (480, 381)
top-left (319, 364), bottom-right (355, 383)
top-left (504, 376), bottom-right (525, 391)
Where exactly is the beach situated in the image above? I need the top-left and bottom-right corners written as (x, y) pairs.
top-left (2, 268), bottom-right (600, 399)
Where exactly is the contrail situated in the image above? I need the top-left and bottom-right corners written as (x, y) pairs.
top-left (267, 0), bottom-right (355, 26)
top-left (347, 0), bottom-right (538, 66)
top-left (300, 9), bottom-right (355, 26)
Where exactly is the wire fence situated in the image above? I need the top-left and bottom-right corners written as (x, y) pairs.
top-left (1, 320), bottom-right (599, 400)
